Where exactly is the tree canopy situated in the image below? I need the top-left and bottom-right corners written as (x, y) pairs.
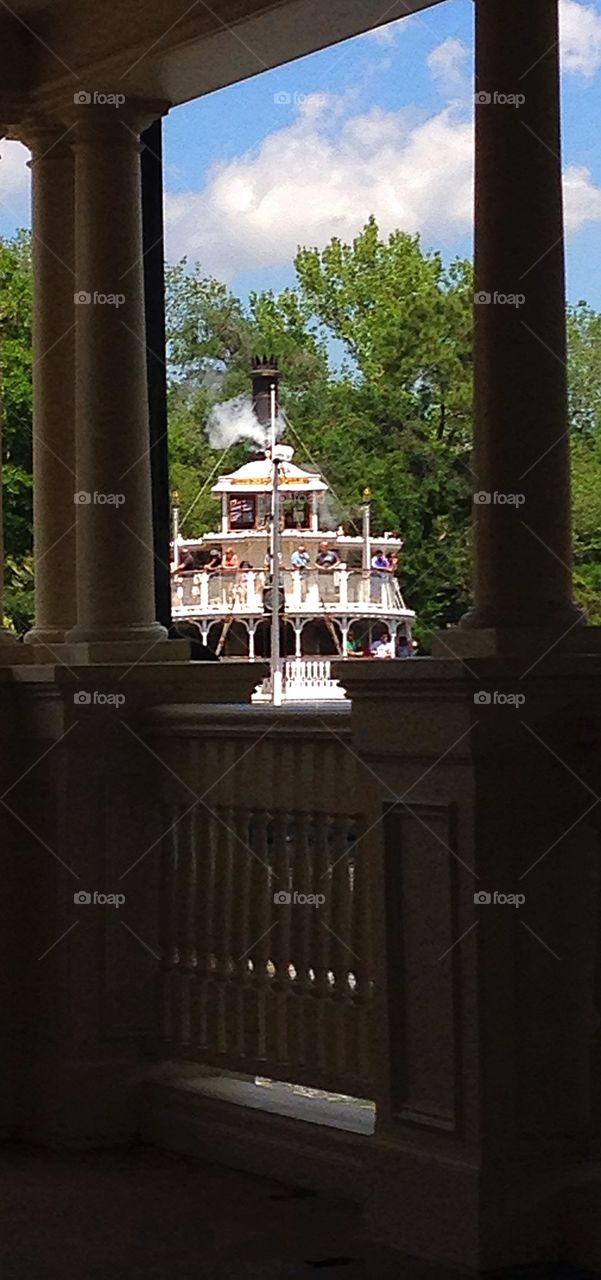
top-left (1, 220), bottom-right (601, 639)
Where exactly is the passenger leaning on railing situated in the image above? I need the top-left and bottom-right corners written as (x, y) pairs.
top-left (171, 547), bottom-right (195, 574)
top-left (290, 544), bottom-right (311, 571)
top-left (315, 542), bottom-right (341, 571)
top-left (371, 548), bottom-right (392, 601)
top-left (222, 547), bottom-right (239, 574)
top-left (206, 547), bottom-right (222, 573)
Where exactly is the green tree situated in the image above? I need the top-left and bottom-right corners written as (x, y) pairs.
top-left (0, 231), bottom-right (33, 631)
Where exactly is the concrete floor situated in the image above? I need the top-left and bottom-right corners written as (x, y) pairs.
top-left (0, 1143), bottom-right (407, 1280)
top-left (1, 1143), bottom-right (600, 1280)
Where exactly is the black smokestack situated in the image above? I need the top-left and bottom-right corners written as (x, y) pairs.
top-left (251, 355), bottom-right (279, 428)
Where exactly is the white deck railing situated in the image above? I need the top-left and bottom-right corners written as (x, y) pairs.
top-left (255, 659), bottom-right (346, 702)
top-left (172, 568), bottom-right (406, 615)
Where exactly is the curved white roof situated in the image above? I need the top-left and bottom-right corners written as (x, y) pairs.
top-left (212, 457), bottom-right (328, 494)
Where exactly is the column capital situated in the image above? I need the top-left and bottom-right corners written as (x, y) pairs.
top-left (18, 116), bottom-right (75, 163)
top-left (67, 96), bottom-right (170, 146)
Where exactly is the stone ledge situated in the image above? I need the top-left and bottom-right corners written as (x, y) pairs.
top-left (138, 1070), bottom-right (373, 1199)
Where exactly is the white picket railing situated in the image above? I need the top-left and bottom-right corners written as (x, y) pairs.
top-left (172, 568), bottom-right (406, 616)
top-left (255, 659), bottom-right (346, 702)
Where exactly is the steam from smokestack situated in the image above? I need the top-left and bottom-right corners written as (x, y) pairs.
top-left (206, 358), bottom-right (283, 451)
top-left (205, 394), bottom-right (283, 451)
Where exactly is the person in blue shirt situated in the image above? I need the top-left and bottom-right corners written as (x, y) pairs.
top-left (291, 544), bottom-right (311, 570)
top-left (371, 549), bottom-right (392, 574)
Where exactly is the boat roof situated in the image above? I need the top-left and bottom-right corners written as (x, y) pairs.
top-left (212, 457), bottom-right (328, 494)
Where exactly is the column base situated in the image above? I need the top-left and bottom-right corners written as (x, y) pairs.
top-left (0, 634), bottom-right (34, 664)
top-left (433, 624), bottom-right (601, 661)
top-left (23, 626), bottom-right (71, 647)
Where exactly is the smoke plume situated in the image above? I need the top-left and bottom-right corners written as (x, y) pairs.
top-left (206, 395), bottom-right (282, 450)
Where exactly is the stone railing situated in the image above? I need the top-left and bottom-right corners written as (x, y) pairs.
top-left (139, 703), bottom-right (374, 1099)
top-left (172, 568), bottom-right (406, 616)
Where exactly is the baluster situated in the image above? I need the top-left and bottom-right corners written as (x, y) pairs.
top-left (289, 811), bottom-right (313, 1069)
top-left (330, 815), bottom-right (355, 1082)
top-left (350, 814), bottom-right (372, 1087)
top-left (314, 812), bottom-right (334, 1076)
top-left (163, 814), bottom-right (181, 1045)
top-left (198, 808), bottom-right (217, 1051)
top-left (179, 807), bottom-right (198, 1045)
top-left (157, 806), bottom-right (177, 1043)
top-left (268, 811), bottom-right (293, 1066)
top-left (233, 807), bottom-right (253, 1059)
top-left (248, 810), bottom-right (272, 1062)
top-left (215, 807), bottom-right (236, 1055)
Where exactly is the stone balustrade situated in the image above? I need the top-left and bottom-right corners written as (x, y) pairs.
top-left (137, 702), bottom-right (374, 1099)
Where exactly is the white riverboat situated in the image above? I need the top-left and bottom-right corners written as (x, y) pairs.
top-left (171, 358), bottom-right (416, 702)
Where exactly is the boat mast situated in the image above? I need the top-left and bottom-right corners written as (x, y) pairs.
top-left (270, 383), bottom-right (282, 706)
top-left (172, 491), bottom-right (180, 569)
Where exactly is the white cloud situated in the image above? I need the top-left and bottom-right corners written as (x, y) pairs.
top-left (427, 37), bottom-right (470, 96)
top-left (0, 140), bottom-right (30, 213)
top-left (165, 99), bottom-right (474, 279)
top-left (564, 163), bottom-right (601, 229)
top-left (560, 0), bottom-right (601, 77)
top-left (361, 18), bottom-right (409, 45)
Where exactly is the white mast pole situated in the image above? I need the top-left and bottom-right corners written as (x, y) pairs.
top-left (270, 383), bottom-right (282, 706)
top-left (173, 494), bottom-right (180, 569)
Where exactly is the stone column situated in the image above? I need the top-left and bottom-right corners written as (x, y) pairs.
top-left (459, 0), bottom-right (582, 645)
top-left (0, 125), bottom-right (32, 662)
top-left (64, 101), bottom-right (170, 657)
top-left (21, 121), bottom-right (76, 647)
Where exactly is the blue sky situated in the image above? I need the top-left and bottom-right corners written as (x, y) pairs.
top-left (2, 0), bottom-right (601, 306)
top-left (162, 0), bottom-right (601, 307)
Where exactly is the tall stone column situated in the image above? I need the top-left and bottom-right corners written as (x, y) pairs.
top-left (21, 121), bottom-right (77, 647)
top-left (0, 125), bottom-right (30, 662)
top-left (457, 0), bottom-right (583, 647)
top-left (64, 101), bottom-right (169, 656)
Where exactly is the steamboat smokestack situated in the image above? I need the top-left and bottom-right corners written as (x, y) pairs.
top-left (251, 354), bottom-right (279, 428)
